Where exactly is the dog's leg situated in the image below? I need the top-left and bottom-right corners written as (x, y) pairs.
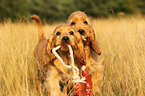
top-left (91, 55), bottom-right (104, 95)
top-left (45, 69), bottom-right (63, 96)
top-left (91, 68), bottom-right (103, 95)
top-left (85, 46), bottom-right (104, 95)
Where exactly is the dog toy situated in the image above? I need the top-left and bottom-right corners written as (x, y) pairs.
top-left (52, 46), bottom-right (72, 69)
top-left (82, 66), bottom-right (92, 95)
top-left (75, 82), bottom-right (86, 96)
top-left (52, 45), bottom-right (92, 96)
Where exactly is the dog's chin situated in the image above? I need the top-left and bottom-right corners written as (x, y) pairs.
top-left (60, 44), bottom-right (69, 52)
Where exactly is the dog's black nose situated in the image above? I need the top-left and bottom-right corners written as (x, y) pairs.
top-left (78, 29), bottom-right (85, 35)
top-left (62, 36), bottom-right (69, 42)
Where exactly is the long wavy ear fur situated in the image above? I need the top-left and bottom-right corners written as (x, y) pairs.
top-left (43, 35), bottom-right (55, 66)
top-left (73, 32), bottom-right (86, 64)
top-left (46, 35), bottom-right (55, 58)
top-left (31, 14), bottom-right (46, 41)
top-left (89, 28), bottom-right (101, 55)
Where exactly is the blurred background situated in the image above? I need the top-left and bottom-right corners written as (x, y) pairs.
top-left (0, 0), bottom-right (145, 23)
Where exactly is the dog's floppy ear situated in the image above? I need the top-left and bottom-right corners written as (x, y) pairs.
top-left (44, 35), bottom-right (55, 66)
top-left (89, 28), bottom-right (101, 55)
top-left (73, 32), bottom-right (86, 64)
top-left (46, 35), bottom-right (55, 55)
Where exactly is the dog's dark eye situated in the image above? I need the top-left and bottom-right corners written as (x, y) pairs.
top-left (69, 31), bottom-right (74, 35)
top-left (84, 21), bottom-right (88, 24)
top-left (56, 32), bottom-right (61, 35)
top-left (70, 22), bottom-right (75, 26)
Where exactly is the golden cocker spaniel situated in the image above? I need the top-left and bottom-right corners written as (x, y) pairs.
top-left (67, 11), bottom-right (104, 95)
top-left (31, 15), bottom-right (86, 95)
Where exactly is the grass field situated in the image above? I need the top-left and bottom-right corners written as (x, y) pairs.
top-left (0, 16), bottom-right (145, 96)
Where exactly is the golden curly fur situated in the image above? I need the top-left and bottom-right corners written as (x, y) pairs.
top-left (67, 11), bottom-right (104, 95)
top-left (31, 15), bottom-right (86, 95)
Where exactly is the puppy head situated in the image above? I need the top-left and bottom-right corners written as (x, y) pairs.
top-left (67, 11), bottom-right (91, 41)
top-left (53, 24), bottom-right (75, 51)
top-left (47, 24), bottom-right (86, 64)
top-left (67, 11), bottom-right (101, 55)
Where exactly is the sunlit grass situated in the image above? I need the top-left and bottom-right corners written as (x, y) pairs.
top-left (0, 17), bottom-right (145, 96)
top-left (93, 17), bottom-right (145, 96)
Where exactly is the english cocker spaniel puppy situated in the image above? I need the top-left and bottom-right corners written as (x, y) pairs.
top-left (67, 11), bottom-right (104, 95)
top-left (31, 15), bottom-right (86, 96)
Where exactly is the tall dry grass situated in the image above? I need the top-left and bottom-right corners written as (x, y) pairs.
top-left (0, 17), bottom-right (145, 96)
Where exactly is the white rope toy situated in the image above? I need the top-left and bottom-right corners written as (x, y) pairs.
top-left (52, 46), bottom-right (72, 69)
top-left (67, 45), bottom-right (86, 83)
top-left (52, 45), bottom-right (85, 83)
